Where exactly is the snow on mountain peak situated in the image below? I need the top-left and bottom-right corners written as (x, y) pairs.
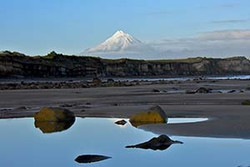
top-left (82, 30), bottom-right (157, 59)
top-left (85, 30), bottom-right (143, 53)
top-left (111, 30), bottom-right (139, 42)
top-left (113, 30), bottom-right (127, 37)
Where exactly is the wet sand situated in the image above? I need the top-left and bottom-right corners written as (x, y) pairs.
top-left (1, 79), bottom-right (250, 139)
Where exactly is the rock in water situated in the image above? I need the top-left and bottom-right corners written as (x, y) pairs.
top-left (75, 155), bottom-right (111, 163)
top-left (126, 135), bottom-right (183, 151)
top-left (115, 119), bottom-right (127, 126)
top-left (34, 107), bottom-right (75, 122)
top-left (129, 105), bottom-right (167, 127)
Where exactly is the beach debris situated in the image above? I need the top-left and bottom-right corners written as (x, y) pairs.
top-left (228, 90), bottom-right (236, 93)
top-left (115, 119), bottom-right (127, 126)
top-left (107, 78), bottom-right (115, 83)
top-left (126, 135), bottom-right (183, 151)
top-left (12, 106), bottom-right (28, 111)
top-left (196, 87), bottom-right (212, 93)
top-left (93, 77), bottom-right (102, 85)
top-left (75, 155), bottom-right (111, 163)
top-left (129, 105), bottom-right (167, 127)
top-left (241, 100), bottom-right (250, 105)
top-left (152, 89), bottom-right (161, 92)
top-left (185, 90), bottom-right (196, 94)
top-left (59, 103), bottom-right (77, 108)
top-left (34, 107), bottom-right (75, 122)
top-left (34, 121), bottom-right (75, 133)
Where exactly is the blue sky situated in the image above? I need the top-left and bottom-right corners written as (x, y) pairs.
top-left (0, 0), bottom-right (250, 57)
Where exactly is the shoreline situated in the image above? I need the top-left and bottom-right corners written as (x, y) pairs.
top-left (1, 75), bottom-right (250, 90)
top-left (1, 78), bottom-right (250, 139)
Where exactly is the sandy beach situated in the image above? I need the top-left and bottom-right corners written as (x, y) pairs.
top-left (1, 79), bottom-right (250, 139)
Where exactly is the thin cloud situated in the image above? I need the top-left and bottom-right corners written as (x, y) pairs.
top-left (212, 19), bottom-right (250, 24)
top-left (217, 3), bottom-right (239, 9)
top-left (199, 29), bottom-right (250, 40)
top-left (148, 29), bottom-right (250, 58)
top-left (199, 3), bottom-right (239, 10)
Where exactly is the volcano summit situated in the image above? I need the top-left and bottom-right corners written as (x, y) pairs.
top-left (82, 30), bottom-right (156, 59)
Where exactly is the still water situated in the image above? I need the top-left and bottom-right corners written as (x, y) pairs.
top-left (0, 118), bottom-right (250, 167)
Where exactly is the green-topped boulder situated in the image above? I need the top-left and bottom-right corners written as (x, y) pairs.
top-left (129, 105), bottom-right (167, 127)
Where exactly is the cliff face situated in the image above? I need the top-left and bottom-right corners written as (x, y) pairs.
top-left (0, 51), bottom-right (250, 78)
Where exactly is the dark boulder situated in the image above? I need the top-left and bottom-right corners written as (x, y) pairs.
top-left (115, 119), bottom-right (127, 126)
top-left (196, 87), bottom-right (212, 93)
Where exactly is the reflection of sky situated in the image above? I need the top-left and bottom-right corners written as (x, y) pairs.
top-left (0, 118), bottom-right (250, 167)
top-left (167, 118), bottom-right (208, 124)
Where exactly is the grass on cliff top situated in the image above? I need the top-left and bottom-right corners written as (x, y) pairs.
top-left (103, 58), bottom-right (146, 63)
top-left (147, 57), bottom-right (206, 63)
top-left (102, 57), bottom-right (208, 64)
top-left (0, 51), bottom-right (26, 57)
top-left (1, 51), bottom-right (247, 63)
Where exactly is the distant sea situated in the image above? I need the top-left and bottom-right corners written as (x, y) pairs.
top-left (0, 75), bottom-right (250, 83)
top-left (117, 75), bottom-right (250, 81)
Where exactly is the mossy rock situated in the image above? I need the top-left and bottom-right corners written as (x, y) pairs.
top-left (34, 107), bottom-right (75, 122)
top-left (129, 106), bottom-right (167, 127)
top-left (241, 100), bottom-right (250, 105)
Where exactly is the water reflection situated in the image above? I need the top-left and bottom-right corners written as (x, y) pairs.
top-left (126, 135), bottom-right (183, 151)
top-left (75, 155), bottom-right (111, 163)
top-left (1, 118), bottom-right (250, 167)
top-left (34, 120), bottom-right (75, 133)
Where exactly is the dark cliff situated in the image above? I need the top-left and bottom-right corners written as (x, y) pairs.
top-left (0, 51), bottom-right (250, 78)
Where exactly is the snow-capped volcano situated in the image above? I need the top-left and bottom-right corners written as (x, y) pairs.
top-left (86, 30), bottom-right (142, 52)
top-left (82, 30), bottom-right (156, 59)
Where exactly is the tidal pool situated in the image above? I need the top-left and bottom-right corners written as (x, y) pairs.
top-left (0, 118), bottom-right (250, 167)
